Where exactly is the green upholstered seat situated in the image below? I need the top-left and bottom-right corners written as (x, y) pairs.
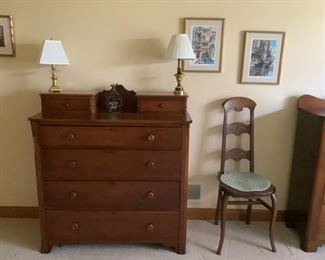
top-left (220, 171), bottom-right (271, 192)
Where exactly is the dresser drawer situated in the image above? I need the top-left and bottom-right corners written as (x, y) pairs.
top-left (44, 181), bottom-right (180, 211)
top-left (39, 126), bottom-right (181, 149)
top-left (42, 149), bottom-right (180, 181)
top-left (41, 93), bottom-right (96, 119)
top-left (137, 92), bottom-right (187, 114)
top-left (45, 211), bottom-right (179, 244)
top-left (138, 100), bottom-right (186, 113)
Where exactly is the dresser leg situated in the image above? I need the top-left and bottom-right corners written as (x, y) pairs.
top-left (302, 240), bottom-right (318, 252)
top-left (176, 244), bottom-right (186, 254)
top-left (41, 241), bottom-right (52, 253)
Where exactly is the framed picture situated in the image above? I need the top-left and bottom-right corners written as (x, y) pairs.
top-left (0, 15), bottom-right (15, 57)
top-left (184, 18), bottom-right (224, 72)
top-left (240, 31), bottom-right (285, 84)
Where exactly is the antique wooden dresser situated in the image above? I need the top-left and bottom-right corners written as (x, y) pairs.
top-left (29, 87), bottom-right (191, 254)
top-left (285, 95), bottom-right (325, 252)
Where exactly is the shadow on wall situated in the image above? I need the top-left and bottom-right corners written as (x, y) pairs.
top-left (189, 98), bottom-right (225, 203)
top-left (189, 95), bottom-right (299, 208)
top-left (254, 96), bottom-right (299, 206)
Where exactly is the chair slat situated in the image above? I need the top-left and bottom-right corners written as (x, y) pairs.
top-left (226, 122), bottom-right (250, 136)
top-left (225, 148), bottom-right (250, 161)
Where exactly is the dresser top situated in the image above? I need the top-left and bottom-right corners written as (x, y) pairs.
top-left (32, 88), bottom-right (192, 125)
top-left (29, 112), bottom-right (192, 125)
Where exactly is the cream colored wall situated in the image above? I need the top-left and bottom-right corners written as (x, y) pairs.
top-left (0, 0), bottom-right (324, 209)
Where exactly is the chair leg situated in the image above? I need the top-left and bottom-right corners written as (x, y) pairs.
top-left (215, 187), bottom-right (222, 225)
top-left (246, 199), bottom-right (252, 225)
top-left (216, 192), bottom-right (229, 255)
top-left (270, 193), bottom-right (277, 253)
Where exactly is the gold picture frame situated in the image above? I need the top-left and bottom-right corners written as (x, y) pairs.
top-left (184, 18), bottom-right (224, 73)
top-left (240, 31), bottom-right (285, 85)
top-left (0, 15), bottom-right (15, 57)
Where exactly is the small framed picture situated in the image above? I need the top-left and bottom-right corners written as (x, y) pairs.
top-left (240, 31), bottom-right (285, 84)
top-left (0, 15), bottom-right (15, 57)
top-left (184, 18), bottom-right (224, 72)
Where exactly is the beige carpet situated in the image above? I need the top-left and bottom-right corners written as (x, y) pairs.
top-left (0, 219), bottom-right (324, 260)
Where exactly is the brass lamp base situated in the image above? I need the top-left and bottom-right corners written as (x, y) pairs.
top-left (49, 85), bottom-right (63, 93)
top-left (174, 59), bottom-right (185, 95)
top-left (49, 64), bottom-right (63, 93)
top-left (174, 85), bottom-right (184, 95)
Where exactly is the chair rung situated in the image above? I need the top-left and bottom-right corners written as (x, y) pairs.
top-left (228, 200), bottom-right (261, 206)
top-left (256, 198), bottom-right (272, 210)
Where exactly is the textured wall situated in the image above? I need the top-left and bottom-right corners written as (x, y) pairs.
top-left (0, 0), bottom-right (324, 209)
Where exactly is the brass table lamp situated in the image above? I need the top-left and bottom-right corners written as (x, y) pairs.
top-left (39, 39), bottom-right (69, 92)
top-left (166, 34), bottom-right (195, 95)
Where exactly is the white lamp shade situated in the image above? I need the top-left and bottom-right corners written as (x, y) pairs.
top-left (166, 34), bottom-right (195, 60)
top-left (39, 40), bottom-right (69, 65)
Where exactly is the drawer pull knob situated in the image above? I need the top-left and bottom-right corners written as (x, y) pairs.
top-left (66, 132), bottom-right (75, 140)
top-left (147, 134), bottom-right (155, 142)
top-left (147, 191), bottom-right (155, 199)
top-left (146, 223), bottom-right (154, 232)
top-left (70, 191), bottom-right (78, 200)
top-left (64, 103), bottom-right (71, 108)
top-left (146, 160), bottom-right (155, 168)
top-left (159, 104), bottom-right (166, 108)
top-left (68, 160), bottom-right (77, 168)
top-left (71, 222), bottom-right (79, 230)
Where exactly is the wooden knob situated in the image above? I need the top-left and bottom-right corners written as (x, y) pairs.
top-left (64, 103), bottom-right (71, 108)
top-left (159, 103), bottom-right (166, 108)
top-left (71, 222), bottom-right (79, 230)
top-left (66, 132), bottom-right (75, 140)
top-left (146, 160), bottom-right (155, 168)
top-left (146, 223), bottom-right (154, 232)
top-left (147, 134), bottom-right (155, 142)
top-left (70, 191), bottom-right (78, 200)
top-left (68, 160), bottom-right (77, 168)
top-left (147, 191), bottom-right (155, 199)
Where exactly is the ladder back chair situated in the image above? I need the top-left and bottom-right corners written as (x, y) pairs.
top-left (215, 97), bottom-right (277, 255)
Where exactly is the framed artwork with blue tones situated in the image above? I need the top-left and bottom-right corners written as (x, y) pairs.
top-left (241, 31), bottom-right (285, 84)
top-left (184, 18), bottom-right (224, 72)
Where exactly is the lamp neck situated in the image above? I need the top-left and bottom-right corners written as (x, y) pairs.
top-left (174, 59), bottom-right (185, 95)
top-left (177, 59), bottom-right (183, 74)
top-left (50, 65), bottom-right (58, 86)
top-left (49, 64), bottom-right (62, 92)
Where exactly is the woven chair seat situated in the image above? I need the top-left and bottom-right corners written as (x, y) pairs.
top-left (220, 171), bottom-right (271, 192)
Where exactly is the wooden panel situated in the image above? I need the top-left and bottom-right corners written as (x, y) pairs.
top-left (0, 206), bottom-right (39, 218)
top-left (138, 100), bottom-right (186, 113)
top-left (39, 126), bottom-right (181, 149)
top-left (318, 206), bottom-right (325, 240)
top-left (45, 211), bottom-right (179, 244)
top-left (286, 95), bottom-right (325, 252)
top-left (44, 181), bottom-right (180, 211)
top-left (42, 149), bottom-right (181, 181)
